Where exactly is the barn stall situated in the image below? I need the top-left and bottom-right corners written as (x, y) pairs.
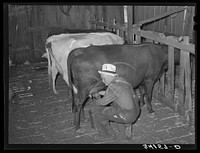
top-left (7, 4), bottom-right (195, 146)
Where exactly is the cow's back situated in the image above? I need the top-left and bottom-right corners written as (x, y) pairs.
top-left (68, 43), bottom-right (168, 90)
top-left (47, 28), bottom-right (115, 38)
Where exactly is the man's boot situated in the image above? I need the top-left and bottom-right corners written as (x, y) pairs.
top-left (94, 120), bottom-right (115, 141)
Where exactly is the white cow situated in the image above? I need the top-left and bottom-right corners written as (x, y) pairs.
top-left (45, 32), bottom-right (124, 94)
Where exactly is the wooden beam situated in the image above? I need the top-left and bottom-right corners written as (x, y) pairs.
top-left (132, 28), bottom-right (195, 54)
top-left (9, 10), bottom-right (27, 17)
top-left (90, 19), bottom-right (195, 54)
top-left (135, 6), bottom-right (187, 27)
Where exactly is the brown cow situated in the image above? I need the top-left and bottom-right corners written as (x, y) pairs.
top-left (67, 43), bottom-right (169, 130)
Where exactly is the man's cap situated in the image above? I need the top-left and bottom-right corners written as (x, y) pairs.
top-left (98, 64), bottom-right (117, 76)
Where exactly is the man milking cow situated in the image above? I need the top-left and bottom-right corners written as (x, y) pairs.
top-left (88, 64), bottom-right (140, 140)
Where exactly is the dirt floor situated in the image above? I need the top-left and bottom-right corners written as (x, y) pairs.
top-left (7, 62), bottom-right (195, 147)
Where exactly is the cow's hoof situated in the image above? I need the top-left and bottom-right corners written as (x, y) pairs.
top-left (76, 128), bottom-right (86, 134)
top-left (94, 134), bottom-right (115, 141)
top-left (125, 135), bottom-right (132, 141)
top-left (148, 111), bottom-right (156, 118)
top-left (53, 91), bottom-right (58, 94)
top-left (148, 109), bottom-right (155, 114)
top-left (81, 117), bottom-right (89, 123)
top-left (140, 102), bottom-right (145, 107)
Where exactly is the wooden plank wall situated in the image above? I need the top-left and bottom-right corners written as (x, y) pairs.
top-left (8, 5), bottom-right (125, 63)
top-left (9, 5), bottom-right (195, 50)
top-left (9, 5), bottom-right (30, 50)
top-left (134, 6), bottom-right (195, 40)
top-left (9, 5), bottom-right (125, 51)
top-left (9, 5), bottom-right (93, 51)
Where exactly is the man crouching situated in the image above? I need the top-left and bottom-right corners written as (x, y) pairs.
top-left (89, 64), bottom-right (140, 141)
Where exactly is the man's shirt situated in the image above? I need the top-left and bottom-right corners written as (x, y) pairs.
top-left (96, 76), bottom-right (139, 110)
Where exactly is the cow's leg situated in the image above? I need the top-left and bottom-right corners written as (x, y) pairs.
top-left (73, 102), bottom-right (82, 130)
top-left (51, 62), bottom-right (58, 94)
top-left (144, 79), bottom-right (155, 114)
top-left (79, 92), bottom-right (89, 123)
top-left (47, 63), bottom-right (52, 88)
top-left (74, 91), bottom-right (89, 131)
top-left (74, 103), bottom-right (87, 131)
top-left (48, 73), bottom-right (52, 88)
top-left (73, 90), bottom-right (85, 130)
top-left (48, 65), bottom-right (51, 86)
top-left (138, 86), bottom-right (145, 107)
top-left (70, 87), bottom-right (75, 113)
top-left (46, 49), bottom-right (52, 88)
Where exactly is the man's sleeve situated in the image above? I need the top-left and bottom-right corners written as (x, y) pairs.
top-left (96, 84), bottom-right (117, 106)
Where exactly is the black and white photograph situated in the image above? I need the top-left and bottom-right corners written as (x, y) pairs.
top-left (5, 4), bottom-right (196, 149)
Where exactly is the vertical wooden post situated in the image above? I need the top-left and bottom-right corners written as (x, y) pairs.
top-left (105, 18), bottom-right (109, 31)
top-left (113, 19), bottom-right (116, 33)
top-left (116, 24), bottom-right (120, 36)
top-left (153, 39), bottom-right (165, 99)
top-left (133, 34), bottom-right (136, 44)
top-left (127, 6), bottom-right (133, 44)
top-left (90, 6), bottom-right (96, 29)
top-left (113, 18), bottom-right (119, 35)
top-left (97, 6), bottom-right (103, 29)
top-left (159, 71), bottom-right (165, 95)
top-left (100, 18), bottom-right (104, 29)
top-left (90, 17), bottom-right (94, 29)
top-left (119, 29), bottom-right (124, 40)
top-left (177, 43), bottom-right (185, 116)
top-left (158, 44), bottom-right (166, 99)
top-left (102, 6), bottom-right (107, 23)
top-left (96, 19), bottom-right (100, 29)
top-left (32, 6), bottom-right (39, 50)
top-left (135, 28), bottom-right (141, 44)
top-left (168, 45), bottom-right (175, 101)
top-left (86, 7), bottom-right (91, 29)
top-left (108, 19), bottom-right (112, 31)
top-left (116, 6), bottom-right (124, 27)
top-left (26, 5), bottom-right (34, 49)
top-left (94, 17), bottom-right (97, 29)
top-left (182, 37), bottom-right (192, 124)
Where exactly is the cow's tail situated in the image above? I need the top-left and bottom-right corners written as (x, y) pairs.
top-left (67, 52), bottom-right (75, 113)
top-left (45, 41), bottom-right (52, 86)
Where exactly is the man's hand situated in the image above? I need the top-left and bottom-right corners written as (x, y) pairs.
top-left (90, 91), bottom-right (106, 99)
top-left (98, 91), bottom-right (106, 95)
top-left (89, 93), bottom-right (101, 99)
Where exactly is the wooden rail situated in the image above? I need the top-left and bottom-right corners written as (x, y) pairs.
top-left (132, 28), bottom-right (195, 54)
top-left (90, 19), bottom-right (195, 54)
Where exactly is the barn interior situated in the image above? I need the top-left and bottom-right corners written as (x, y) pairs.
top-left (6, 5), bottom-right (195, 146)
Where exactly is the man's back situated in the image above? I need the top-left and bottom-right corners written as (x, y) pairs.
top-left (108, 77), bottom-right (140, 112)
